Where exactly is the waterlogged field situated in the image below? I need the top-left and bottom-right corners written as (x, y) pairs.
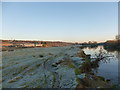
top-left (2, 46), bottom-right (111, 88)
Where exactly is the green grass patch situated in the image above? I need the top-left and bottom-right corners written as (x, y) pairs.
top-left (76, 77), bottom-right (81, 84)
top-left (68, 63), bottom-right (76, 68)
top-left (74, 68), bottom-right (81, 75)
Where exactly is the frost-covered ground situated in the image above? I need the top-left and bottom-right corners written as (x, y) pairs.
top-left (2, 45), bottom-right (86, 88)
top-left (2, 45), bottom-right (112, 88)
top-left (0, 51), bottom-right (2, 89)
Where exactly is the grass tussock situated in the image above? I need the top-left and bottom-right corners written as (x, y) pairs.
top-left (74, 68), bottom-right (81, 75)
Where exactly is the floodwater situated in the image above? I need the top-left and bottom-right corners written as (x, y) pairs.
top-left (83, 46), bottom-right (119, 85)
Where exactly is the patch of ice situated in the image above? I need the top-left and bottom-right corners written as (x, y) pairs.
top-left (77, 73), bottom-right (86, 79)
top-left (91, 58), bottom-right (96, 62)
top-left (71, 57), bottom-right (84, 68)
top-left (71, 57), bottom-right (83, 61)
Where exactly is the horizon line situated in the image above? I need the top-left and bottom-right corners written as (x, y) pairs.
top-left (1, 39), bottom-right (114, 43)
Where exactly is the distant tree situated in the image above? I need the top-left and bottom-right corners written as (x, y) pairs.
top-left (44, 42), bottom-right (47, 44)
top-left (41, 42), bottom-right (47, 47)
top-left (41, 41), bottom-right (46, 44)
top-left (75, 42), bottom-right (78, 45)
top-left (92, 41), bottom-right (97, 44)
top-left (34, 42), bottom-right (38, 47)
top-left (82, 42), bottom-right (87, 45)
top-left (83, 42), bottom-right (87, 44)
top-left (88, 41), bottom-right (92, 44)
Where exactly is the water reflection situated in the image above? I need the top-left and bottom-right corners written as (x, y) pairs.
top-left (116, 51), bottom-right (120, 59)
top-left (82, 46), bottom-right (119, 85)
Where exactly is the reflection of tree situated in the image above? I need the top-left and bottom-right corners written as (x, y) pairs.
top-left (95, 49), bottom-right (111, 63)
top-left (88, 46), bottom-right (98, 50)
top-left (116, 51), bottom-right (120, 60)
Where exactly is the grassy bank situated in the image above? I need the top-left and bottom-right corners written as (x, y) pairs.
top-left (103, 40), bottom-right (120, 51)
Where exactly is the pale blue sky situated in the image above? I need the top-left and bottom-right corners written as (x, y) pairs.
top-left (2, 2), bottom-right (118, 42)
top-left (0, 2), bottom-right (2, 39)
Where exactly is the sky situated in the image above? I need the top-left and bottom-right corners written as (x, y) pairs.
top-left (0, 2), bottom-right (2, 39)
top-left (2, 2), bottom-right (118, 43)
